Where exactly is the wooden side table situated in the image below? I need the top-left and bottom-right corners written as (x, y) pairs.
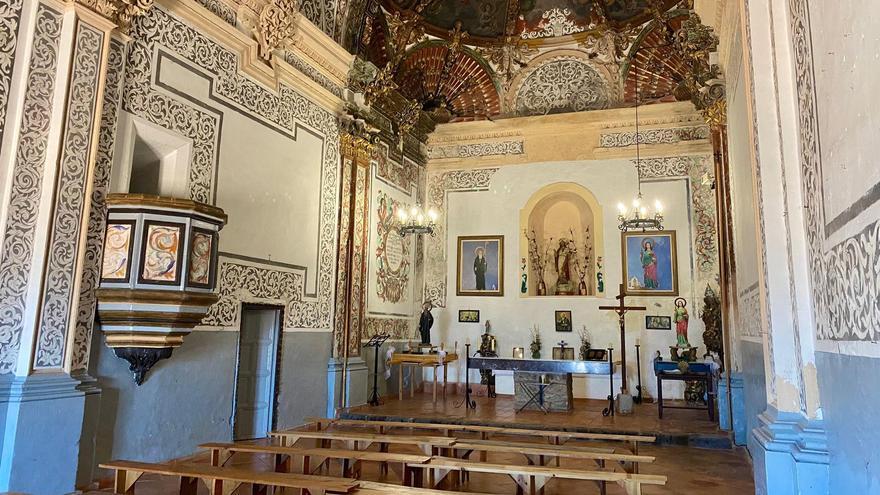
top-left (656, 370), bottom-right (716, 420)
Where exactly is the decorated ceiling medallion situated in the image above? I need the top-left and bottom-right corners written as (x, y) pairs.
top-left (97, 194), bottom-right (226, 385)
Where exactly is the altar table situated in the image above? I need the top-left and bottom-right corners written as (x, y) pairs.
top-left (389, 352), bottom-right (458, 404)
top-left (466, 355), bottom-right (614, 413)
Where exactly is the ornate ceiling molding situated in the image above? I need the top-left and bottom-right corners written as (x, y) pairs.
top-left (506, 49), bottom-right (619, 116)
top-left (160, 0), bottom-right (351, 113)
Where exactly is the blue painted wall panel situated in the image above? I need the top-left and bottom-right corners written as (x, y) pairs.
top-left (91, 329), bottom-right (332, 475)
top-left (816, 351), bottom-right (880, 494)
top-left (740, 340), bottom-right (767, 458)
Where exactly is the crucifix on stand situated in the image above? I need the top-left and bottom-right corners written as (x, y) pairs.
top-left (599, 284), bottom-right (646, 405)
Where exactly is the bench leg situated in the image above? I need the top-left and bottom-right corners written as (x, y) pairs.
top-left (179, 476), bottom-right (198, 495)
top-left (114, 469), bottom-right (143, 495)
top-left (623, 480), bottom-right (642, 495)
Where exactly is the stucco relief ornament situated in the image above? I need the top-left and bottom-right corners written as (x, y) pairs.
top-left (74, 0), bottom-right (154, 32)
top-left (256, 0), bottom-right (298, 61)
top-left (479, 35), bottom-right (537, 91)
top-left (579, 26), bottom-right (637, 66)
top-left (521, 7), bottom-right (589, 40)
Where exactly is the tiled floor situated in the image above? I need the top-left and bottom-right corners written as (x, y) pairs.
top-left (347, 390), bottom-right (725, 439)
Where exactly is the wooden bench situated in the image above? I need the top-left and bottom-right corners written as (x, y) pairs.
top-left (200, 442), bottom-right (430, 482)
top-left (305, 417), bottom-right (655, 459)
top-left (269, 430), bottom-right (456, 456)
top-left (451, 439), bottom-right (654, 474)
top-left (407, 457), bottom-right (667, 495)
top-left (99, 460), bottom-right (358, 495)
top-left (356, 480), bottom-right (493, 495)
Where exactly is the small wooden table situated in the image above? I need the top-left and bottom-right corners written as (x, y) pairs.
top-left (389, 352), bottom-right (458, 404)
top-left (655, 369), bottom-right (716, 420)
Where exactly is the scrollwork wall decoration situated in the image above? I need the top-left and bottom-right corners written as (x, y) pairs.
top-left (0, 4), bottom-right (63, 374)
top-left (72, 39), bottom-right (127, 372)
top-left (35, 23), bottom-right (105, 369)
top-left (202, 259), bottom-right (304, 329)
top-left (257, 0), bottom-right (298, 61)
top-left (123, 6), bottom-right (340, 330)
top-left (375, 191), bottom-right (411, 304)
top-left (0, 0), bottom-right (23, 147)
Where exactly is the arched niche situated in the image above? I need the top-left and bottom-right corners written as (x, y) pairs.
top-left (519, 183), bottom-right (605, 297)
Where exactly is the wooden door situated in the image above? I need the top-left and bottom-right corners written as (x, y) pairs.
top-left (234, 307), bottom-right (280, 440)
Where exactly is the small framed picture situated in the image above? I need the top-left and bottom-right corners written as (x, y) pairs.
top-left (458, 309), bottom-right (480, 323)
top-left (555, 310), bottom-right (572, 332)
top-left (645, 315), bottom-right (673, 330)
top-left (552, 347), bottom-right (576, 360)
top-left (585, 348), bottom-right (608, 361)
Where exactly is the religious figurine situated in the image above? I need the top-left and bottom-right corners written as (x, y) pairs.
top-left (479, 320), bottom-right (497, 355)
top-left (478, 320), bottom-right (498, 398)
top-left (701, 285), bottom-right (724, 366)
top-left (474, 247), bottom-right (488, 290)
top-left (554, 238), bottom-right (575, 295)
top-left (418, 301), bottom-right (434, 345)
top-left (520, 258), bottom-right (528, 294)
top-left (673, 297), bottom-right (690, 348)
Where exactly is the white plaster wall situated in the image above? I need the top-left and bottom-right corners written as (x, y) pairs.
top-left (809, 0), bottom-right (880, 236)
top-left (154, 53), bottom-right (324, 294)
top-left (433, 160), bottom-right (706, 400)
top-left (726, 35), bottom-right (762, 373)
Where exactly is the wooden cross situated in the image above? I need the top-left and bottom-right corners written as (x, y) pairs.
top-left (598, 283), bottom-right (646, 392)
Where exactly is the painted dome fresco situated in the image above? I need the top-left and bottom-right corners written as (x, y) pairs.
top-left (381, 0), bottom-right (682, 44)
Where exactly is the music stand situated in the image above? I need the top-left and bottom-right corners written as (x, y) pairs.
top-left (363, 333), bottom-right (390, 406)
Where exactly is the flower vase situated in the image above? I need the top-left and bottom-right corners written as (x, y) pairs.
top-left (578, 281), bottom-right (588, 295)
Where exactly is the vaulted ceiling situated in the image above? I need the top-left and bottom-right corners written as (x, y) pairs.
top-left (379, 0), bottom-right (681, 45)
top-left (283, 0), bottom-right (711, 123)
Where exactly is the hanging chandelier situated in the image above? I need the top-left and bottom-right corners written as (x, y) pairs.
top-left (617, 59), bottom-right (665, 232)
top-left (397, 204), bottom-right (438, 237)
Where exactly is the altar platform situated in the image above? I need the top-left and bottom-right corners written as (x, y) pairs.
top-left (345, 390), bottom-right (732, 449)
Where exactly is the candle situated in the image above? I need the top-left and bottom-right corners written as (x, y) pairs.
top-left (636, 338), bottom-right (641, 346)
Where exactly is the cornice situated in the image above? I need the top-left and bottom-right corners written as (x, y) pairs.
top-left (425, 101), bottom-right (712, 170)
top-left (160, 0), bottom-right (350, 114)
top-left (429, 101), bottom-right (702, 143)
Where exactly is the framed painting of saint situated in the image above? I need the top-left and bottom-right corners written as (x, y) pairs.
top-left (456, 235), bottom-right (504, 297)
top-left (621, 231), bottom-right (679, 296)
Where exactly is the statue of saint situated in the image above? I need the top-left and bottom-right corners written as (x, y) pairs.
top-left (418, 301), bottom-right (434, 345)
top-left (478, 320), bottom-right (497, 398)
top-left (555, 239), bottom-right (575, 294)
top-left (674, 297), bottom-right (690, 348)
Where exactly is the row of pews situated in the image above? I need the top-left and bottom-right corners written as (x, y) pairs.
top-left (100, 417), bottom-right (667, 495)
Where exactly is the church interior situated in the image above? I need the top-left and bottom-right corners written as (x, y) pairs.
top-left (0, 0), bottom-right (873, 493)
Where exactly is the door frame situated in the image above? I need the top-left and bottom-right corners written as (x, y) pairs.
top-left (231, 303), bottom-right (284, 440)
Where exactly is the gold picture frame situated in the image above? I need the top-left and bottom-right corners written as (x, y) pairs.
top-left (456, 235), bottom-right (504, 297)
top-left (621, 230), bottom-right (679, 296)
